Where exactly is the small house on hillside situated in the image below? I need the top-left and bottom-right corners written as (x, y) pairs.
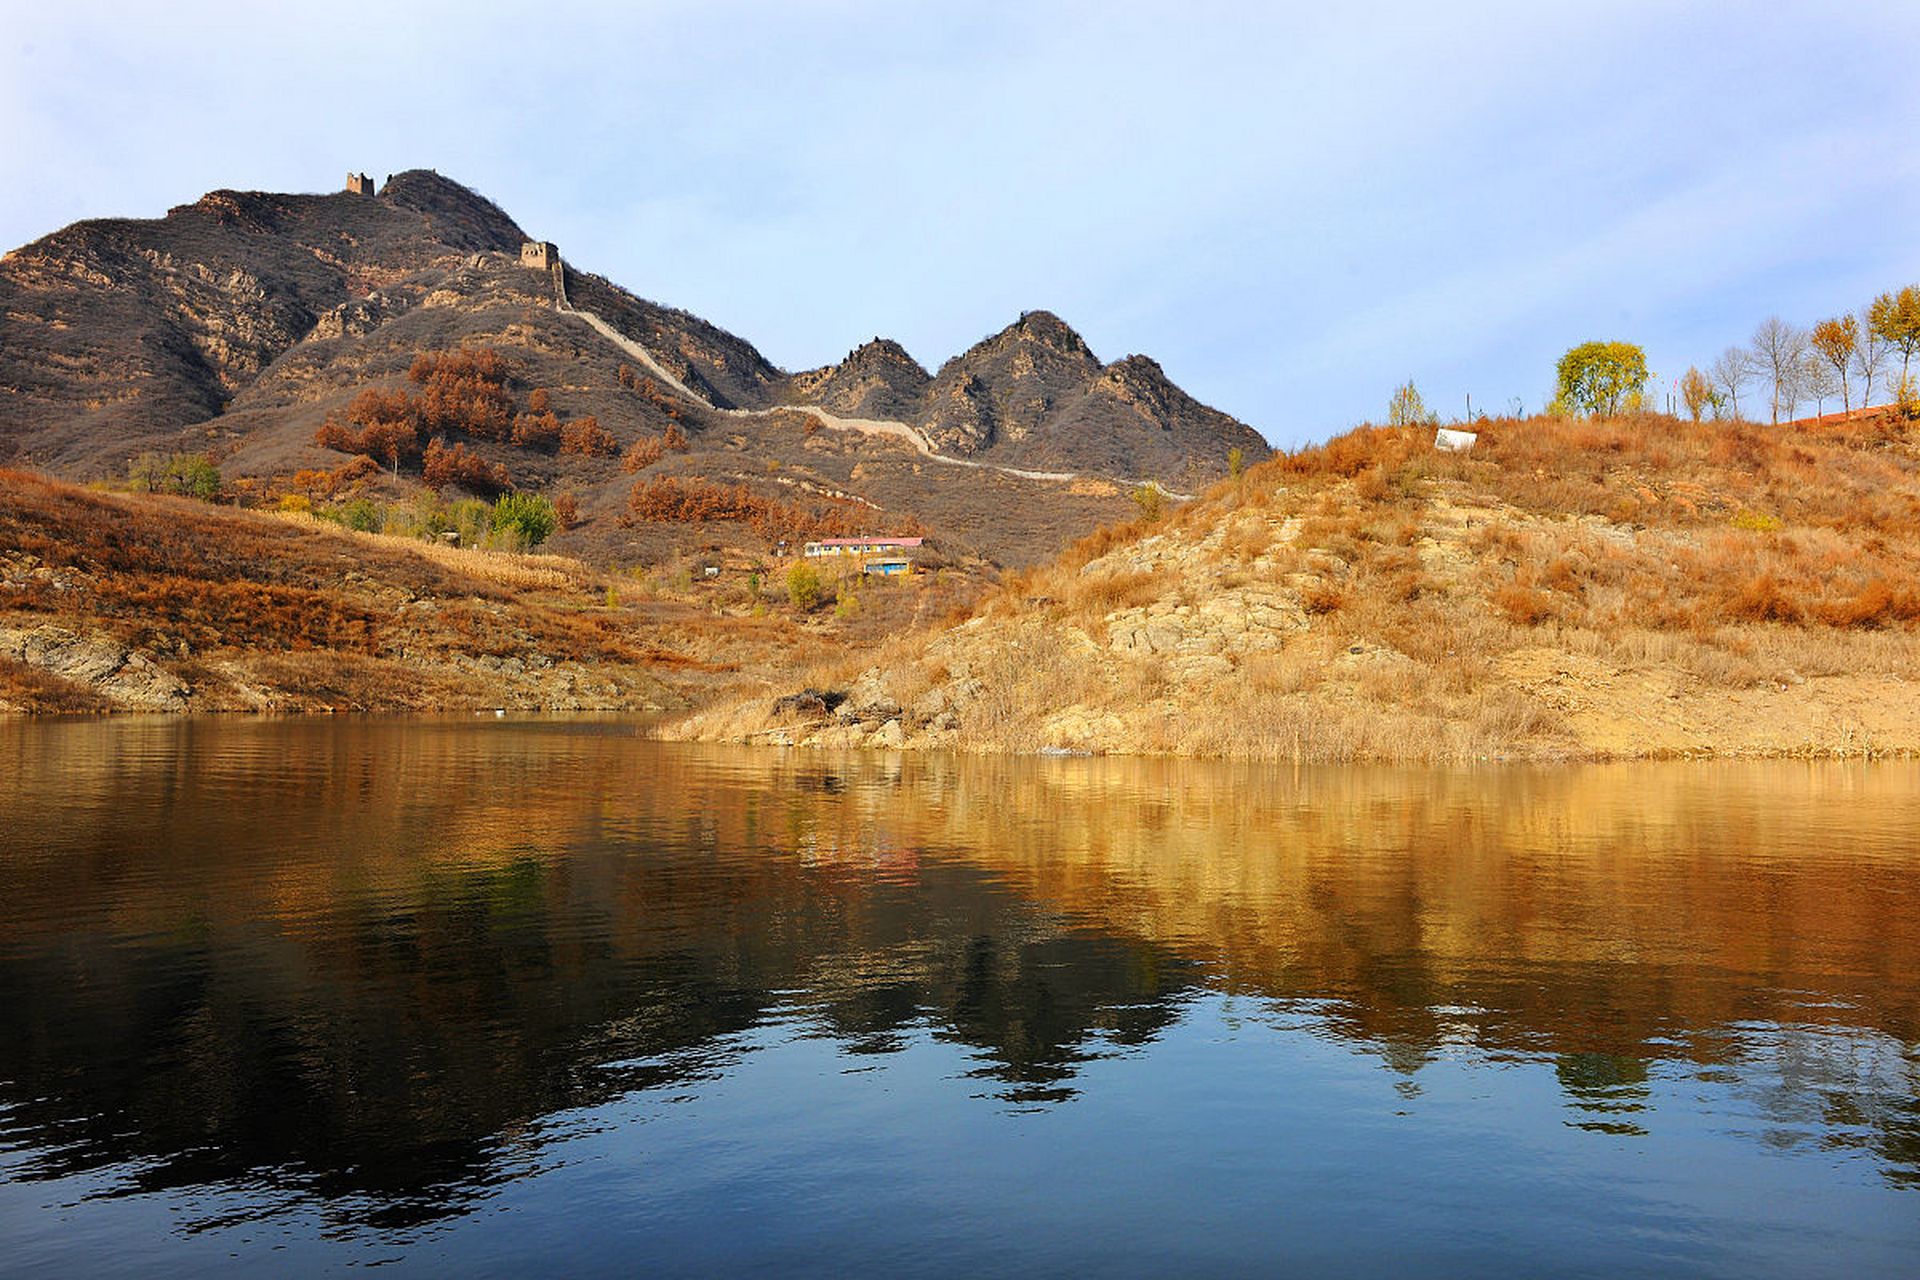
top-left (803, 537), bottom-right (925, 559)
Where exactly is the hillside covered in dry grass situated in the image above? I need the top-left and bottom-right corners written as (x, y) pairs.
top-left (673, 409), bottom-right (1920, 760)
top-left (0, 468), bottom-right (854, 713)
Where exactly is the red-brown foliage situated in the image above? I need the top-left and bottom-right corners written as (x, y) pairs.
top-left (0, 656), bottom-right (110, 713)
top-left (1813, 578), bottom-right (1920, 629)
top-left (409, 348), bottom-right (515, 440)
top-left (316, 348), bottom-right (521, 469)
top-left (510, 411), bottom-right (561, 451)
top-left (623, 436), bottom-right (665, 473)
top-left (422, 439), bottom-right (512, 496)
top-left (1301, 581), bottom-right (1349, 615)
top-left (1493, 584), bottom-right (1555, 626)
top-left (313, 416), bottom-right (420, 470)
top-left (1723, 574), bottom-right (1804, 625)
top-left (284, 456), bottom-right (380, 501)
top-left (621, 476), bottom-right (922, 541)
top-left (623, 477), bottom-right (775, 526)
top-left (553, 492), bottom-right (580, 529)
top-left (1279, 425), bottom-right (1421, 479)
top-left (559, 415), bottom-right (620, 458)
top-left (347, 387), bottom-right (420, 432)
top-left (663, 421), bottom-right (689, 452)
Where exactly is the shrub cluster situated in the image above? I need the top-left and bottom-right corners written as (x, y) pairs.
top-left (560, 415), bottom-right (619, 458)
top-left (618, 363), bottom-right (687, 420)
top-left (309, 489), bottom-right (560, 551)
top-left (313, 346), bottom-right (629, 489)
top-left (410, 348), bottom-right (514, 439)
top-left (127, 452), bottom-right (222, 501)
top-left (422, 439), bottom-right (511, 496)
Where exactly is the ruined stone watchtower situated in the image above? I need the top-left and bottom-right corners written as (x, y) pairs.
top-left (520, 240), bottom-right (559, 270)
top-left (345, 172), bottom-right (376, 196)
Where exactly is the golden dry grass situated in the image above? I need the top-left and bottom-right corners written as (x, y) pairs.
top-left (0, 469), bottom-right (820, 712)
top-left (270, 511), bottom-right (593, 592)
top-left (674, 408), bottom-right (1920, 761)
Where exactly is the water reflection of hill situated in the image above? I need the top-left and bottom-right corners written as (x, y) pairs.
top-left (0, 719), bottom-right (1914, 1226)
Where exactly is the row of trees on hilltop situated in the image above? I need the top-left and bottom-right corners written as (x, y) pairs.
top-left (1684, 284), bottom-right (1920, 424)
top-left (1387, 283), bottom-right (1920, 429)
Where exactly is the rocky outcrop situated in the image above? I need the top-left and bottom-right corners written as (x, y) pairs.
top-left (792, 339), bottom-right (931, 421)
top-left (0, 624), bottom-right (190, 710)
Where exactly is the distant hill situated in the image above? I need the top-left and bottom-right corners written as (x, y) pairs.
top-left (0, 171), bottom-right (1270, 568)
top-left (792, 312), bottom-right (1267, 488)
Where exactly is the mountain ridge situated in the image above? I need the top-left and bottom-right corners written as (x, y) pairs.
top-left (0, 169), bottom-right (1269, 568)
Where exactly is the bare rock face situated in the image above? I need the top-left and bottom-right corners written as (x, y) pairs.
top-left (0, 624), bottom-right (190, 710)
top-left (308, 296), bottom-right (395, 342)
top-left (796, 339), bottom-right (931, 422)
top-left (835, 669), bottom-right (902, 723)
top-left (921, 373), bottom-right (997, 456)
top-left (923, 310), bottom-right (1103, 452)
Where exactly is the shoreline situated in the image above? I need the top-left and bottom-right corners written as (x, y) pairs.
top-left (16, 703), bottom-right (1914, 765)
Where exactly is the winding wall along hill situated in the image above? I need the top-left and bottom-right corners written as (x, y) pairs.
top-left (1, 171), bottom-right (1268, 568)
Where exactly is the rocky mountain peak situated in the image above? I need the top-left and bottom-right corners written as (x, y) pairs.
top-left (798, 336), bottom-right (933, 421)
top-left (376, 169), bottom-right (525, 253)
top-left (1005, 309), bottom-right (1091, 352)
top-left (842, 337), bottom-right (929, 378)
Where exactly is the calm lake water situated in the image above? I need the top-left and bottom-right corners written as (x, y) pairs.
top-left (0, 718), bottom-right (1915, 1277)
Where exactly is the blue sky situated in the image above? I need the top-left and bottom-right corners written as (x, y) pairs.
top-left (3, 1), bottom-right (1916, 446)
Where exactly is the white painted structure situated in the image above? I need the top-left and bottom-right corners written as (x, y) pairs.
top-left (1434, 428), bottom-right (1478, 453)
top-left (802, 537), bottom-right (925, 559)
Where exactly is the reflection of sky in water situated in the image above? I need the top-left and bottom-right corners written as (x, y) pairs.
top-left (0, 718), bottom-right (1916, 1276)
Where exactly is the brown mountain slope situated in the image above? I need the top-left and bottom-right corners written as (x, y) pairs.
top-left (789, 339), bottom-right (931, 421)
top-left (0, 467), bottom-right (932, 713)
top-left (192, 252), bottom-right (1132, 567)
top-left (0, 171), bottom-right (528, 471)
top-left (672, 410), bottom-right (1920, 760)
top-left (2, 172), bottom-right (1267, 571)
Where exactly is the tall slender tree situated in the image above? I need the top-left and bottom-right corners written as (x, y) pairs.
top-left (1710, 346), bottom-right (1753, 421)
top-left (1852, 309), bottom-right (1890, 407)
top-left (1750, 317), bottom-right (1808, 424)
top-left (1386, 380), bottom-right (1436, 426)
top-left (1678, 367), bottom-right (1717, 421)
top-left (1867, 285), bottom-right (1920, 386)
top-left (1803, 352), bottom-right (1840, 417)
top-left (1809, 315), bottom-right (1858, 411)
